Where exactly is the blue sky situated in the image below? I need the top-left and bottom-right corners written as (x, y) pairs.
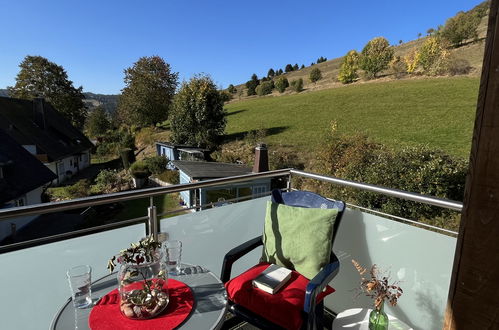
top-left (0, 0), bottom-right (484, 94)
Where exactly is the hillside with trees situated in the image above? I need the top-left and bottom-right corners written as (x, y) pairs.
top-left (225, 1), bottom-right (489, 101)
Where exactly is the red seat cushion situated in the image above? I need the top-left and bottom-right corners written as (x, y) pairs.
top-left (225, 262), bottom-right (335, 329)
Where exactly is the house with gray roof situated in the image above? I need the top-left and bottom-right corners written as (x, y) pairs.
top-left (0, 97), bottom-right (93, 184)
top-left (172, 144), bottom-right (271, 209)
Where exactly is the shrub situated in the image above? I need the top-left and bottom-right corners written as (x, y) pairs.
top-left (309, 124), bottom-right (467, 225)
top-left (338, 50), bottom-right (359, 84)
top-left (156, 170), bottom-right (180, 185)
top-left (447, 57), bottom-right (471, 75)
top-left (290, 78), bottom-right (304, 92)
top-left (94, 169), bottom-right (130, 193)
top-left (309, 68), bottom-right (322, 83)
top-left (256, 81), bottom-right (274, 96)
top-left (275, 77), bottom-right (289, 93)
top-left (49, 180), bottom-right (91, 200)
top-left (130, 160), bottom-right (151, 179)
top-left (359, 37), bottom-right (394, 79)
top-left (390, 56), bottom-right (407, 78)
top-left (144, 156), bottom-right (168, 174)
top-left (404, 50), bottom-right (421, 74)
top-left (220, 90), bottom-right (232, 102)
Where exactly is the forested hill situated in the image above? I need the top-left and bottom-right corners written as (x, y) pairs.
top-left (82, 92), bottom-right (119, 114)
top-left (0, 89), bottom-right (119, 114)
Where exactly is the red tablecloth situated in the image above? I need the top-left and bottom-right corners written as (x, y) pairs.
top-left (89, 279), bottom-right (194, 330)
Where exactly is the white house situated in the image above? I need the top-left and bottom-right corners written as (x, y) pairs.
top-left (0, 129), bottom-right (57, 241)
top-left (0, 97), bottom-right (93, 185)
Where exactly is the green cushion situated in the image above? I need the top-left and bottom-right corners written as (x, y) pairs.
top-left (261, 201), bottom-right (339, 279)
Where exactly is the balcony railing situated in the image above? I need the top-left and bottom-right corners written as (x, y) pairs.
top-left (0, 169), bottom-right (462, 329)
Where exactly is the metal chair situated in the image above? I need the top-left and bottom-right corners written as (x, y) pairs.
top-left (221, 189), bottom-right (346, 329)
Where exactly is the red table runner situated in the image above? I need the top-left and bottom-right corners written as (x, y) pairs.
top-left (89, 279), bottom-right (194, 330)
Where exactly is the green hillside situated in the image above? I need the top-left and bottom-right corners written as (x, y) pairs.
top-left (224, 76), bottom-right (479, 159)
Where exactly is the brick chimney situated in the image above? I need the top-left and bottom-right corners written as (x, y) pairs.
top-left (252, 143), bottom-right (269, 173)
top-left (33, 98), bottom-right (46, 130)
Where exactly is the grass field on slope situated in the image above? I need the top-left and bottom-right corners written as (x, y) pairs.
top-left (224, 76), bottom-right (479, 158)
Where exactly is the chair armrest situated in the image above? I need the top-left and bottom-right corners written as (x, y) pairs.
top-left (303, 254), bottom-right (340, 314)
top-left (220, 236), bottom-right (263, 283)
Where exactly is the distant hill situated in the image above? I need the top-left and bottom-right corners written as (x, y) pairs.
top-left (0, 89), bottom-right (119, 114)
top-left (82, 92), bottom-right (119, 114)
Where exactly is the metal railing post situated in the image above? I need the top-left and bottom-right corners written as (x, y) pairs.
top-left (287, 173), bottom-right (292, 191)
top-left (147, 205), bottom-right (158, 242)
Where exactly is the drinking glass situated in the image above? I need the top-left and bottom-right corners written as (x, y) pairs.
top-left (67, 265), bottom-right (92, 308)
top-left (165, 240), bottom-right (182, 275)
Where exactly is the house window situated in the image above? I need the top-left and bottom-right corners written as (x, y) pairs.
top-left (70, 160), bottom-right (73, 166)
top-left (15, 198), bottom-right (25, 207)
top-left (0, 167), bottom-right (3, 179)
top-left (252, 185), bottom-right (268, 197)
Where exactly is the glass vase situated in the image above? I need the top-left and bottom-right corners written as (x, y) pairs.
top-left (369, 301), bottom-right (389, 330)
top-left (118, 251), bottom-right (169, 319)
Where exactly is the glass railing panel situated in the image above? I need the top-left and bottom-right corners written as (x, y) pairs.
top-left (328, 208), bottom-right (457, 329)
top-left (0, 223), bottom-right (145, 330)
top-left (159, 196), bottom-right (269, 277)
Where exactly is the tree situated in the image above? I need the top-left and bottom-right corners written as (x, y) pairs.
top-left (301, 64), bottom-right (305, 69)
top-left (309, 67), bottom-right (322, 83)
top-left (399, 40), bottom-right (403, 44)
top-left (275, 77), bottom-right (289, 93)
top-left (85, 106), bottom-right (110, 138)
top-left (245, 73), bottom-right (259, 96)
top-left (117, 56), bottom-right (178, 127)
top-left (441, 10), bottom-right (481, 46)
top-left (227, 84), bottom-right (237, 94)
top-left (427, 28), bottom-right (435, 36)
top-left (418, 32), bottom-right (422, 39)
top-left (8, 55), bottom-right (87, 129)
top-left (317, 56), bottom-right (327, 63)
top-left (359, 37), bottom-right (394, 79)
top-left (293, 63), bottom-right (299, 71)
top-left (285, 64), bottom-right (294, 72)
top-left (267, 68), bottom-right (275, 78)
top-left (338, 50), bottom-right (360, 84)
top-left (170, 74), bottom-right (226, 149)
top-left (277, 69), bottom-right (284, 75)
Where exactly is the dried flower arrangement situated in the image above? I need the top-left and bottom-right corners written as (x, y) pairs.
top-left (108, 236), bottom-right (168, 319)
top-left (352, 260), bottom-right (403, 310)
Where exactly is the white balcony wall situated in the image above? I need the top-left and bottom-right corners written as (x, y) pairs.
top-left (0, 223), bottom-right (145, 330)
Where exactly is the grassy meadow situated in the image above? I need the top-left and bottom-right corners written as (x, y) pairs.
top-left (224, 76), bottom-right (479, 159)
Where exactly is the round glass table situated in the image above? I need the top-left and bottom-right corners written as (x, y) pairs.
top-left (51, 264), bottom-right (227, 330)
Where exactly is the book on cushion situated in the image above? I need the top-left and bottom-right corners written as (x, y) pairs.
top-left (252, 264), bottom-right (292, 294)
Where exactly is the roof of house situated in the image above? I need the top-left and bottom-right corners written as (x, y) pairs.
top-left (0, 129), bottom-right (57, 204)
top-left (172, 160), bottom-right (253, 180)
top-left (155, 141), bottom-right (210, 152)
top-left (0, 97), bottom-right (93, 162)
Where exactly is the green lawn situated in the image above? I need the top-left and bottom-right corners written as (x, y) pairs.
top-left (114, 193), bottom-right (185, 221)
top-left (225, 76), bottom-right (479, 158)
